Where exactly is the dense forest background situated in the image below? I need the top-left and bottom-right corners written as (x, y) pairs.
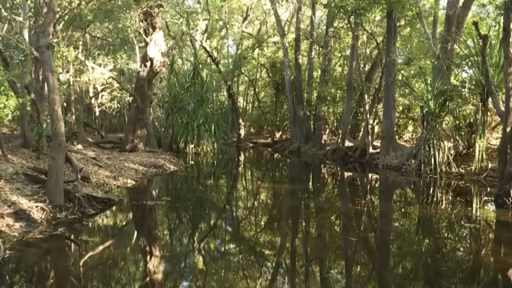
top-left (2, 0), bottom-right (512, 203)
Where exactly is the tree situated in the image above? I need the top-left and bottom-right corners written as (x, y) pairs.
top-left (314, 6), bottom-right (335, 148)
top-left (269, 0), bottom-right (300, 145)
top-left (381, 6), bottom-right (399, 157)
top-left (121, 3), bottom-right (167, 152)
top-left (34, 0), bottom-right (66, 205)
top-left (496, 0), bottom-right (512, 206)
top-left (340, 13), bottom-right (360, 148)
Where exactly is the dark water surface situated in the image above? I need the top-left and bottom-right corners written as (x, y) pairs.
top-left (0, 149), bottom-right (509, 287)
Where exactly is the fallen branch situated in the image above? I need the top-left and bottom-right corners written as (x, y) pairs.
top-left (80, 239), bottom-right (115, 269)
top-left (86, 137), bottom-right (122, 149)
top-left (23, 170), bottom-right (79, 184)
top-left (66, 152), bottom-right (91, 183)
top-left (84, 121), bottom-right (106, 139)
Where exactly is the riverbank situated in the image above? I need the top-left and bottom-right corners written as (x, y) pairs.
top-left (246, 135), bottom-right (500, 184)
top-left (0, 132), bottom-right (180, 241)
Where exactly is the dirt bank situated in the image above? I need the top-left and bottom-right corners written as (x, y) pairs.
top-left (0, 132), bottom-right (180, 240)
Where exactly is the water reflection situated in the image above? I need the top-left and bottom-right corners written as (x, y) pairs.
top-left (128, 178), bottom-right (165, 287)
top-left (0, 150), bottom-right (504, 287)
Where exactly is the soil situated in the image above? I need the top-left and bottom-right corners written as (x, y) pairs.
top-left (0, 131), bottom-right (180, 241)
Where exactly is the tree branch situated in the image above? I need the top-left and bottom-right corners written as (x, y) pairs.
top-left (454, 0), bottom-right (476, 43)
top-left (473, 21), bottom-right (505, 121)
top-left (415, 0), bottom-right (437, 55)
top-left (108, 76), bottom-right (140, 106)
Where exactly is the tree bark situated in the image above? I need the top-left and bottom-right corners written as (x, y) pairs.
top-left (473, 22), bottom-right (505, 120)
top-left (121, 5), bottom-right (167, 152)
top-left (497, 0), bottom-right (512, 202)
top-left (305, 0), bottom-right (316, 144)
top-left (35, 0), bottom-right (66, 205)
top-left (269, 0), bottom-right (298, 144)
top-left (314, 8), bottom-right (335, 148)
top-left (381, 9), bottom-right (399, 156)
top-left (294, 0), bottom-right (307, 145)
top-left (20, 0), bottom-right (33, 150)
top-left (0, 133), bottom-right (7, 159)
top-left (356, 48), bottom-right (383, 142)
top-left (340, 13), bottom-right (360, 147)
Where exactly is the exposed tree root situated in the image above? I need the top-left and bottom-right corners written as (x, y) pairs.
top-left (66, 152), bottom-right (91, 182)
top-left (21, 172), bottom-right (118, 213)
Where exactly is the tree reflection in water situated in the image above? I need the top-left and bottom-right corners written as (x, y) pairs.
top-left (0, 150), bottom-right (507, 287)
top-left (128, 178), bottom-right (165, 287)
top-left (492, 209), bottom-right (512, 287)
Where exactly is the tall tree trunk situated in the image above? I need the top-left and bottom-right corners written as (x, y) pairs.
top-left (497, 0), bottom-right (512, 205)
top-left (340, 13), bottom-right (360, 147)
top-left (381, 9), bottom-right (399, 156)
top-left (356, 50), bottom-right (383, 147)
top-left (35, 0), bottom-right (66, 205)
top-left (305, 0), bottom-right (316, 144)
top-left (314, 8), bottom-right (335, 148)
top-left (32, 0), bottom-right (47, 156)
top-left (294, 0), bottom-right (307, 145)
top-left (121, 5), bottom-right (167, 152)
top-left (20, 0), bottom-right (33, 149)
top-left (269, 0), bottom-right (298, 144)
top-left (68, 75), bottom-right (77, 134)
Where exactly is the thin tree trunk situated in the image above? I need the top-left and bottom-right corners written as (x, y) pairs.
top-left (20, 0), bottom-right (33, 149)
top-left (68, 74), bottom-right (77, 134)
top-left (314, 8), bottom-right (335, 148)
top-left (32, 0), bottom-right (47, 156)
top-left (497, 0), bottom-right (512, 202)
top-left (269, 0), bottom-right (297, 144)
top-left (36, 0), bottom-right (66, 205)
top-left (305, 0), bottom-right (316, 144)
top-left (357, 50), bottom-right (383, 144)
top-left (294, 0), bottom-right (306, 145)
top-left (432, 0), bottom-right (440, 48)
top-left (340, 13), bottom-right (359, 148)
top-left (199, 42), bottom-right (242, 144)
top-left (381, 9), bottom-right (399, 156)
top-left (0, 133), bottom-right (7, 159)
top-left (121, 5), bottom-right (167, 152)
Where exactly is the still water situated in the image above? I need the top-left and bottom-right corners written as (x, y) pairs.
top-left (0, 149), bottom-right (508, 287)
